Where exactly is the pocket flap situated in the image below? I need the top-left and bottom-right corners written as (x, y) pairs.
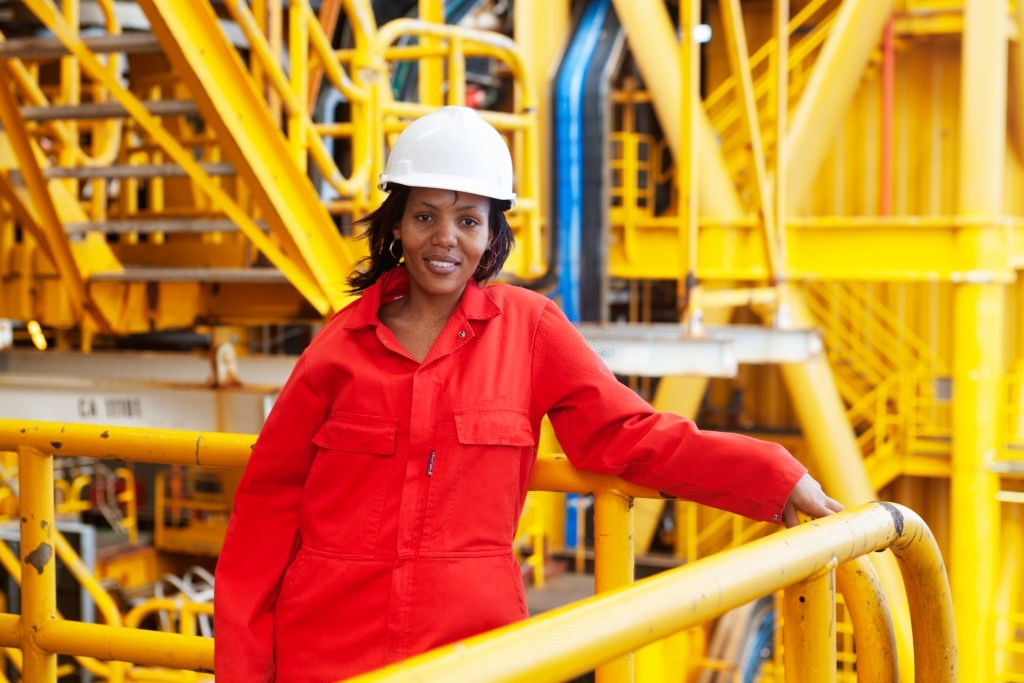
top-left (313, 413), bottom-right (398, 455)
top-left (453, 408), bottom-right (535, 447)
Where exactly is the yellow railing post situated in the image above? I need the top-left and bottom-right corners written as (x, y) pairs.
top-left (17, 445), bottom-right (58, 681)
top-left (783, 561), bottom-right (837, 683)
top-left (593, 488), bottom-right (634, 682)
top-left (835, 556), bottom-right (898, 682)
top-left (888, 502), bottom-right (958, 680)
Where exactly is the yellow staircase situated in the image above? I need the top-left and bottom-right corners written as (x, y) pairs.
top-left (0, 0), bottom-right (543, 348)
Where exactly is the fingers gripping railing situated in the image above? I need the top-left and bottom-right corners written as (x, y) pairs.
top-left (0, 420), bottom-right (955, 682)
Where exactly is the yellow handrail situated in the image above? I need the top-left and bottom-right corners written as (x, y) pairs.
top-left (0, 419), bottom-right (956, 682)
top-left (347, 502), bottom-right (954, 683)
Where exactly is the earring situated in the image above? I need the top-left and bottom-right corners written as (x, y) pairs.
top-left (388, 238), bottom-right (402, 260)
top-left (477, 249), bottom-right (494, 270)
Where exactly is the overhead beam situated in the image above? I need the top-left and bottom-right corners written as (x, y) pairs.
top-left (786, 0), bottom-right (896, 209)
top-left (577, 323), bottom-right (823, 378)
top-left (578, 323), bottom-right (737, 378)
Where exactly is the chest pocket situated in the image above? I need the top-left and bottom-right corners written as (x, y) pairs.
top-left (313, 412), bottom-right (398, 455)
top-left (304, 412), bottom-right (399, 554)
top-left (424, 408), bottom-right (536, 551)
top-left (452, 408), bottom-right (535, 447)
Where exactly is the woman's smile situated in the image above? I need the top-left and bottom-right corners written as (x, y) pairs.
top-left (394, 187), bottom-right (491, 302)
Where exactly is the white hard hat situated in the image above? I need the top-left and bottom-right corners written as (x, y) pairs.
top-left (378, 106), bottom-right (517, 209)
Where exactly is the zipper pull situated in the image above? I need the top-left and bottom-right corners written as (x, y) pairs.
top-left (426, 450), bottom-right (435, 477)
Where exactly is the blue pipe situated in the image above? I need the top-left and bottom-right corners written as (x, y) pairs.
top-left (553, 0), bottom-right (612, 324)
top-left (554, 0), bottom-right (612, 549)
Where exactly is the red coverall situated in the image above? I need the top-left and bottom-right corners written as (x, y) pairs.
top-left (213, 266), bottom-right (806, 681)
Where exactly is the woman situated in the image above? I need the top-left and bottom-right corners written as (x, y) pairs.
top-left (213, 106), bottom-right (842, 682)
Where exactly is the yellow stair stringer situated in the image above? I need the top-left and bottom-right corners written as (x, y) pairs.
top-left (704, 0), bottom-right (840, 203)
top-left (800, 281), bottom-right (951, 489)
top-left (0, 131), bottom-right (122, 331)
top-left (136, 0), bottom-right (360, 316)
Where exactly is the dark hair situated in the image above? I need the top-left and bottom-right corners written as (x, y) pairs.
top-left (347, 184), bottom-right (515, 294)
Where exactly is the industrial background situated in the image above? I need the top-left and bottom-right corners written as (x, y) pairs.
top-left (0, 0), bottom-right (1019, 681)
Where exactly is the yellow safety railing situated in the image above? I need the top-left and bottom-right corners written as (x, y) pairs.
top-left (349, 500), bottom-right (955, 683)
top-left (0, 419), bottom-right (956, 682)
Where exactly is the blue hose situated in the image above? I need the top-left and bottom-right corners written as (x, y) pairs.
top-left (553, 0), bottom-right (612, 325)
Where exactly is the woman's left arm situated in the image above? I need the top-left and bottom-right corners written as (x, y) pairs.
top-left (530, 302), bottom-right (829, 524)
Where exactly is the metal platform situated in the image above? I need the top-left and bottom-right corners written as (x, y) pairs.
top-left (576, 323), bottom-right (822, 378)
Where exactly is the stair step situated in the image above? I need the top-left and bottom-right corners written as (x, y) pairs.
top-left (19, 99), bottom-right (199, 122)
top-left (990, 451), bottom-right (1024, 476)
top-left (90, 267), bottom-right (288, 284)
top-left (64, 218), bottom-right (266, 235)
top-left (9, 161), bottom-right (236, 182)
top-left (0, 32), bottom-right (162, 60)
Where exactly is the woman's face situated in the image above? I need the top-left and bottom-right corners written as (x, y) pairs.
top-left (393, 187), bottom-right (491, 302)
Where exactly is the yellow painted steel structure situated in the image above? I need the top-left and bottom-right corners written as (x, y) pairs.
top-left (0, 419), bottom-right (955, 683)
top-left (0, 0), bottom-right (543, 343)
top-left (0, 0), bottom-right (1022, 681)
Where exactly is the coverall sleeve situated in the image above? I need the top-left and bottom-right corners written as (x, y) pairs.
top-left (531, 303), bottom-right (806, 523)
top-left (214, 353), bottom-right (329, 681)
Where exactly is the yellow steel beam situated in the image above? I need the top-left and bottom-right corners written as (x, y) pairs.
top-left (0, 75), bottom-right (87, 323)
top-left (418, 0), bottom-right (444, 106)
top-left (136, 0), bottom-right (358, 315)
top-left (610, 213), bottom-right (1024, 282)
top-left (718, 0), bottom-right (782, 282)
top-left (306, 0), bottom-right (344, 107)
top-left (513, 0), bottom-right (568, 227)
top-left (953, 310), bottom-right (1009, 572)
top-left (785, 0), bottom-right (895, 210)
top-left (786, 214), bottom-right (1021, 281)
top-left (951, 3), bottom-right (1009, 679)
top-left (773, 0), bottom-right (789, 281)
top-left (680, 0), bottom-right (701, 311)
top-left (995, 504), bottom-right (1023, 680)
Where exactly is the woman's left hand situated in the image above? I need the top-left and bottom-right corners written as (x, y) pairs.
top-left (781, 473), bottom-right (844, 528)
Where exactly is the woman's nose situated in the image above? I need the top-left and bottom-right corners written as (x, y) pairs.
top-left (432, 219), bottom-right (458, 246)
